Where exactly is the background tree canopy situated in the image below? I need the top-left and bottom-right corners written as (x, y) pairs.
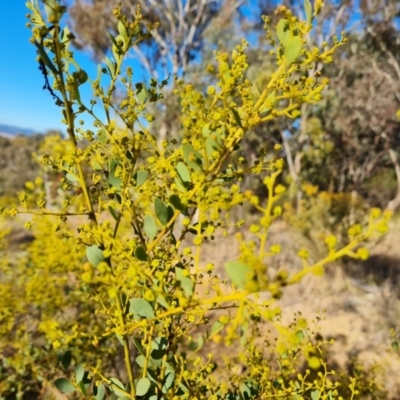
top-left (64, 0), bottom-right (400, 212)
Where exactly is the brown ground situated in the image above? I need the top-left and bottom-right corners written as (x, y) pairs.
top-left (196, 218), bottom-right (400, 398)
top-left (4, 215), bottom-right (400, 398)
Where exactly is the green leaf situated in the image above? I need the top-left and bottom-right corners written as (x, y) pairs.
top-left (202, 124), bottom-right (211, 137)
top-left (136, 378), bottom-right (151, 396)
top-left (152, 337), bottom-right (168, 351)
top-left (34, 41), bottom-right (58, 75)
top-left (182, 144), bottom-right (203, 173)
top-left (175, 267), bottom-right (193, 297)
top-left (169, 194), bottom-right (187, 214)
top-left (276, 19), bottom-right (292, 46)
top-left (150, 337), bottom-right (168, 362)
top-left (75, 364), bottom-right (85, 383)
top-left (134, 170), bottom-right (149, 187)
top-left (86, 245), bottom-right (105, 267)
top-left (54, 378), bottom-right (75, 394)
top-left (311, 390), bottom-right (320, 400)
top-left (109, 158), bottom-right (122, 191)
top-left (230, 107), bottom-right (243, 128)
top-left (144, 215), bottom-right (157, 239)
top-left (137, 82), bottom-right (148, 104)
top-left (95, 383), bottom-right (105, 400)
top-left (79, 381), bottom-right (87, 396)
top-left (66, 172), bottom-right (79, 182)
top-left (154, 198), bottom-right (169, 226)
top-left (135, 354), bottom-right (145, 368)
top-left (176, 162), bottom-right (191, 183)
top-left (174, 176), bottom-right (187, 193)
top-left (285, 36), bottom-right (302, 65)
top-left (105, 57), bottom-right (116, 77)
top-left (225, 260), bottom-right (252, 289)
top-left (261, 93), bottom-right (276, 113)
top-left (117, 20), bottom-right (128, 39)
top-left (205, 137), bottom-right (221, 158)
top-left (296, 330), bottom-right (305, 342)
top-left (135, 246), bottom-right (148, 261)
top-left (392, 341), bottom-right (399, 350)
top-left (110, 378), bottom-right (126, 397)
top-left (157, 295), bottom-right (170, 309)
top-left (108, 206), bottom-right (118, 221)
top-left (129, 298), bottom-right (155, 319)
top-left (61, 349), bottom-right (72, 370)
top-left (162, 371), bottom-right (175, 394)
top-left (211, 321), bottom-right (224, 335)
top-left (304, 0), bottom-right (313, 24)
top-left (115, 333), bottom-right (124, 346)
top-left (72, 69), bottom-right (88, 86)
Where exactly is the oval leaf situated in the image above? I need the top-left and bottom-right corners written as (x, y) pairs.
top-left (276, 19), bottom-right (292, 46)
top-left (176, 162), bottom-right (191, 183)
top-left (134, 170), bottom-right (149, 187)
top-left (175, 267), bottom-right (193, 297)
top-left (110, 378), bottom-right (126, 397)
top-left (304, 0), bottom-right (313, 24)
top-left (162, 371), bottom-right (175, 394)
top-left (54, 378), bottom-right (75, 394)
top-left (137, 82), bottom-right (148, 104)
top-left (285, 36), bottom-right (302, 65)
top-left (311, 389), bottom-right (320, 400)
top-left (61, 350), bottom-right (72, 370)
top-left (75, 364), bottom-right (85, 383)
top-left (136, 378), bottom-right (151, 396)
top-left (144, 215), bottom-right (157, 239)
top-left (154, 198), bottom-right (169, 226)
top-left (182, 144), bottom-right (203, 173)
top-left (129, 298), bottom-right (155, 319)
top-left (86, 245), bottom-right (105, 267)
top-left (225, 260), bottom-right (252, 289)
top-left (135, 246), bottom-right (148, 261)
top-left (95, 383), bottom-right (105, 400)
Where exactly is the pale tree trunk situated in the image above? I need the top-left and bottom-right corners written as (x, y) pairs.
top-left (387, 148), bottom-right (400, 212)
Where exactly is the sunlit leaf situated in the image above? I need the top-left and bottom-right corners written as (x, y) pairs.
top-left (110, 378), bottom-right (126, 397)
top-left (144, 215), bottom-right (157, 239)
top-left (176, 162), bottom-right (191, 183)
top-left (129, 298), bottom-right (155, 319)
top-left (137, 82), bottom-right (148, 104)
top-left (136, 378), bottom-right (151, 396)
top-left (108, 158), bottom-right (122, 191)
top-left (276, 19), bottom-right (292, 46)
top-left (162, 371), bottom-right (175, 394)
top-left (285, 36), bottom-right (302, 65)
top-left (95, 383), bottom-right (105, 400)
top-left (75, 364), bottom-right (84, 383)
top-left (225, 260), bottom-right (252, 289)
top-left (311, 389), bottom-right (320, 400)
top-left (175, 267), bottom-right (193, 297)
top-left (134, 170), bottom-right (149, 187)
top-left (182, 144), bottom-right (203, 173)
top-left (86, 245), bottom-right (105, 267)
top-left (304, 0), bottom-right (312, 24)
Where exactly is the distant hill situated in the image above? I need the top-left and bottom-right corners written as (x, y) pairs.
top-left (0, 123), bottom-right (39, 138)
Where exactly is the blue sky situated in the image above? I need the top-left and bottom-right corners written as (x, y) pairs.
top-left (0, 1), bottom-right (143, 134)
top-left (1, 1), bottom-right (248, 134)
top-left (0, 1), bottom-right (355, 134)
top-left (0, 2), bottom-right (93, 133)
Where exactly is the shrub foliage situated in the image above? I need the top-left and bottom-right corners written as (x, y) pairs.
top-left (0, 0), bottom-right (392, 399)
